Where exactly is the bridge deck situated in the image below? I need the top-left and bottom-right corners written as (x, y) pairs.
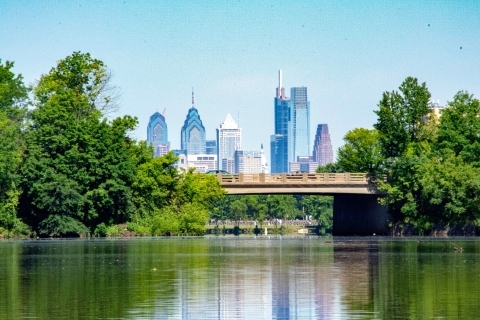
top-left (217, 173), bottom-right (385, 195)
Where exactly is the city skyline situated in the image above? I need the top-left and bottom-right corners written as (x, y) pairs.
top-left (3, 1), bottom-right (479, 162)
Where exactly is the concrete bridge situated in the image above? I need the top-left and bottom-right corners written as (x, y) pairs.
top-left (216, 173), bottom-right (391, 236)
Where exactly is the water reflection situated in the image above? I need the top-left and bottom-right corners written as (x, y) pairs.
top-left (2, 237), bottom-right (480, 319)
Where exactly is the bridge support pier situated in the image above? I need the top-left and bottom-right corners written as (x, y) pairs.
top-left (333, 194), bottom-right (391, 236)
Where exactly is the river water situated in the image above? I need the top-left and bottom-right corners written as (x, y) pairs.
top-left (1, 237), bottom-right (480, 319)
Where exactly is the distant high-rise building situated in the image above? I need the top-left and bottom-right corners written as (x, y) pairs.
top-left (234, 150), bottom-right (262, 174)
top-left (313, 124), bottom-right (333, 166)
top-left (177, 154), bottom-right (217, 173)
top-left (206, 140), bottom-right (217, 155)
top-left (271, 70), bottom-right (290, 173)
top-left (260, 144), bottom-right (269, 174)
top-left (181, 90), bottom-right (206, 155)
top-left (289, 87), bottom-right (310, 162)
top-left (217, 114), bottom-right (242, 171)
top-left (270, 134), bottom-right (288, 174)
top-left (147, 111), bottom-right (170, 157)
top-left (222, 158), bottom-right (236, 174)
top-left (289, 156), bottom-right (319, 173)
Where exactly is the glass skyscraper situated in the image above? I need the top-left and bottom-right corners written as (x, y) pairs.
top-left (270, 70), bottom-right (290, 173)
top-left (289, 87), bottom-right (310, 162)
top-left (147, 111), bottom-right (169, 157)
top-left (313, 124), bottom-right (333, 166)
top-left (181, 91), bottom-right (206, 155)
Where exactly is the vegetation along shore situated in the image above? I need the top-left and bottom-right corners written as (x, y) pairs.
top-left (1, 52), bottom-right (479, 237)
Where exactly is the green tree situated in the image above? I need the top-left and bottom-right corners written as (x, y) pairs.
top-left (266, 195), bottom-right (299, 220)
top-left (20, 52), bottom-right (137, 236)
top-left (374, 77), bottom-right (431, 159)
top-left (131, 151), bottom-right (181, 218)
top-left (300, 195), bottom-right (333, 234)
top-left (229, 200), bottom-right (247, 226)
top-left (0, 60), bottom-right (29, 235)
top-left (316, 162), bottom-right (344, 173)
top-left (418, 153), bottom-right (480, 226)
top-left (373, 77), bottom-right (433, 227)
top-left (336, 128), bottom-right (383, 173)
top-left (435, 91), bottom-right (480, 166)
top-left (0, 60), bottom-right (28, 118)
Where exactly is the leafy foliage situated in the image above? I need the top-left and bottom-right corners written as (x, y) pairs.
top-left (372, 77), bottom-right (480, 230)
top-left (38, 215), bottom-right (89, 237)
top-left (19, 52), bottom-right (138, 234)
top-left (210, 194), bottom-right (333, 232)
top-left (0, 60), bottom-right (29, 234)
top-left (336, 128), bottom-right (383, 173)
top-left (316, 162), bottom-right (344, 173)
top-left (374, 77), bottom-right (431, 159)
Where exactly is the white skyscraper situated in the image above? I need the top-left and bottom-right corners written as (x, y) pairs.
top-left (260, 144), bottom-right (269, 173)
top-left (216, 114), bottom-right (242, 171)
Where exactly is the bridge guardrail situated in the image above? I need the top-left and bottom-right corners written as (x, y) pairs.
top-left (216, 173), bottom-right (385, 184)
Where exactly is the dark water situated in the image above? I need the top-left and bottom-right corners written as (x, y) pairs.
top-left (1, 237), bottom-right (480, 319)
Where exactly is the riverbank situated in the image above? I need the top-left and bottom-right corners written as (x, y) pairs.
top-left (391, 223), bottom-right (479, 236)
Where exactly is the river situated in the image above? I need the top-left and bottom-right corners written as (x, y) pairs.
top-left (1, 237), bottom-right (480, 319)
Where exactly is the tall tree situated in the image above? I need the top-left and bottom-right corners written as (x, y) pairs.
top-left (336, 128), bottom-right (383, 173)
top-left (374, 77), bottom-right (431, 159)
top-left (435, 91), bottom-right (480, 166)
top-left (20, 52), bottom-right (136, 236)
top-left (0, 60), bottom-right (29, 234)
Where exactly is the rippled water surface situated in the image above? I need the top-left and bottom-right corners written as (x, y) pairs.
top-left (1, 237), bottom-right (480, 319)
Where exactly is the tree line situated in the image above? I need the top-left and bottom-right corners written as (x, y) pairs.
top-left (1, 52), bottom-right (333, 237)
top-left (318, 77), bottom-right (480, 232)
top-left (0, 52), bottom-right (227, 237)
top-left (210, 195), bottom-right (333, 234)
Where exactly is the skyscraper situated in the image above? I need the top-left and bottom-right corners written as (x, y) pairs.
top-left (270, 70), bottom-right (290, 173)
top-left (217, 114), bottom-right (242, 171)
top-left (260, 144), bottom-right (269, 174)
top-left (147, 111), bottom-right (170, 157)
top-left (313, 124), bottom-right (333, 166)
top-left (181, 90), bottom-right (206, 155)
top-left (289, 87), bottom-right (310, 162)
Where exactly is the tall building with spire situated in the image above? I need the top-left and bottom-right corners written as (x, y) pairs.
top-left (147, 111), bottom-right (169, 157)
top-left (217, 114), bottom-right (242, 171)
top-left (313, 124), bottom-right (333, 166)
top-left (270, 70), bottom-right (290, 173)
top-left (289, 87), bottom-right (310, 162)
top-left (181, 90), bottom-right (206, 155)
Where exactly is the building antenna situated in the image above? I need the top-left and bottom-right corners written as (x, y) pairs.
top-left (192, 87), bottom-right (194, 108)
top-left (279, 70), bottom-right (282, 90)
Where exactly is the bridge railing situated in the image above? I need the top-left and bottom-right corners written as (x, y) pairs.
top-left (217, 173), bottom-right (384, 184)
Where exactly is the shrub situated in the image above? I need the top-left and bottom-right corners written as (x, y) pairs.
top-left (38, 215), bottom-right (88, 237)
top-left (106, 225), bottom-right (123, 237)
top-left (94, 223), bottom-right (108, 237)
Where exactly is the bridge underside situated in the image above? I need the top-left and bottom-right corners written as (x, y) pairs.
top-left (333, 194), bottom-right (391, 236)
top-left (222, 185), bottom-right (391, 236)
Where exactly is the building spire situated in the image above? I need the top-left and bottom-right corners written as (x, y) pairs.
top-left (277, 69), bottom-right (284, 99)
top-left (191, 87), bottom-right (194, 108)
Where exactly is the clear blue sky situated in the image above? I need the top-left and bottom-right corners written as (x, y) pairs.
top-left (2, 0), bottom-right (479, 160)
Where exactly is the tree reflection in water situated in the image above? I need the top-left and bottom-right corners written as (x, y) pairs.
top-left (1, 238), bottom-right (480, 319)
